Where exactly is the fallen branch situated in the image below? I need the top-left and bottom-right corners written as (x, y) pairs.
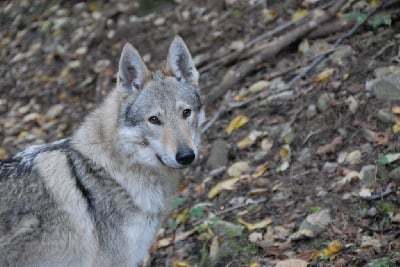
top-left (204, 0), bottom-right (346, 106)
top-left (289, 1), bottom-right (385, 86)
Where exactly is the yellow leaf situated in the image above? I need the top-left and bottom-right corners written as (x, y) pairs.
top-left (252, 162), bottom-right (269, 178)
top-left (208, 177), bottom-right (240, 199)
top-left (393, 123), bottom-right (400, 134)
top-left (0, 147), bottom-right (9, 160)
top-left (227, 161), bottom-right (250, 177)
top-left (237, 130), bottom-right (266, 149)
top-left (249, 263), bottom-right (260, 267)
top-left (292, 9), bottom-right (308, 21)
top-left (276, 161), bottom-right (289, 173)
top-left (370, 0), bottom-right (380, 8)
top-left (155, 226), bottom-right (199, 249)
top-left (238, 217), bottom-right (272, 231)
top-left (321, 240), bottom-right (343, 258)
top-left (298, 39), bottom-right (310, 54)
top-left (225, 115), bottom-right (249, 134)
top-left (173, 261), bottom-right (191, 267)
top-left (314, 68), bottom-right (335, 82)
top-left (280, 144), bottom-right (291, 162)
top-left (392, 106), bottom-right (400, 114)
top-left (247, 188), bottom-right (268, 195)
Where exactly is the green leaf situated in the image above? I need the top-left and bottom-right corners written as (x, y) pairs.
top-left (342, 12), bottom-right (367, 24)
top-left (377, 153), bottom-right (400, 165)
top-left (367, 14), bottom-right (392, 29)
top-left (171, 197), bottom-right (186, 210)
top-left (189, 206), bottom-right (204, 219)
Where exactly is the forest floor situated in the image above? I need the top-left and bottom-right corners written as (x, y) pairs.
top-left (1, 0), bottom-right (400, 266)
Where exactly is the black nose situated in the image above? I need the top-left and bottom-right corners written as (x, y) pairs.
top-left (176, 149), bottom-right (195, 165)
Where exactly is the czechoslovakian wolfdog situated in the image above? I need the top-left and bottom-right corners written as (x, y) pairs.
top-left (0, 36), bottom-right (205, 266)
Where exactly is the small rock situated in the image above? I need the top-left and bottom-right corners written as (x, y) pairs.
top-left (389, 166), bottom-right (400, 180)
top-left (153, 17), bottom-right (165, 26)
top-left (346, 96), bottom-right (358, 113)
top-left (391, 213), bottom-right (400, 223)
top-left (329, 45), bottom-right (352, 66)
top-left (377, 109), bottom-right (396, 124)
top-left (367, 207), bottom-right (377, 217)
top-left (306, 104), bottom-right (317, 119)
top-left (276, 259), bottom-right (308, 267)
top-left (322, 162), bottom-right (338, 173)
top-left (362, 127), bottom-right (376, 142)
top-left (359, 188), bottom-right (372, 198)
top-left (212, 220), bottom-right (244, 238)
top-left (206, 139), bottom-right (229, 170)
top-left (229, 40), bottom-right (244, 51)
top-left (297, 209), bottom-right (331, 237)
top-left (297, 147), bottom-right (312, 165)
top-left (248, 232), bottom-right (263, 243)
top-left (360, 165), bottom-right (376, 189)
top-left (0, 99), bottom-right (7, 114)
top-left (366, 73), bottom-right (400, 100)
top-left (317, 93), bottom-right (333, 112)
top-left (46, 104), bottom-right (65, 118)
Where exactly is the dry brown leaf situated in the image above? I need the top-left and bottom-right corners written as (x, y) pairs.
top-left (0, 147), bottom-right (9, 160)
top-left (155, 226), bottom-right (199, 249)
top-left (317, 136), bottom-right (342, 155)
top-left (237, 130), bottom-right (266, 149)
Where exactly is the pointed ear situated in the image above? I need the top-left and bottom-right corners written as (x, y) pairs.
top-left (118, 43), bottom-right (149, 93)
top-left (166, 36), bottom-right (199, 86)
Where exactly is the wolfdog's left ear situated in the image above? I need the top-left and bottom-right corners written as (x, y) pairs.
top-left (118, 43), bottom-right (149, 93)
top-left (166, 36), bottom-right (199, 86)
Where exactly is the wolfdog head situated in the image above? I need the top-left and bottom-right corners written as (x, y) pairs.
top-left (117, 36), bottom-right (205, 169)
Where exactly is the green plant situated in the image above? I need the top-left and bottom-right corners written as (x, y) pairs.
top-left (342, 12), bottom-right (392, 29)
top-left (171, 197), bottom-right (186, 210)
top-left (310, 206), bottom-right (322, 213)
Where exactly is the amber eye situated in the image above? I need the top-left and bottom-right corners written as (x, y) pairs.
top-left (148, 116), bottom-right (160, 125)
top-left (183, 109), bottom-right (191, 118)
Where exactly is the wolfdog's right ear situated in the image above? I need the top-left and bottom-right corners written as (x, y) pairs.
top-left (118, 43), bottom-right (149, 93)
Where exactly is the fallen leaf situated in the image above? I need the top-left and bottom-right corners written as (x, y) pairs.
top-left (208, 177), bottom-right (240, 199)
top-left (317, 136), bottom-right (342, 155)
top-left (391, 105), bottom-right (400, 114)
top-left (292, 9), bottom-right (308, 21)
top-left (237, 130), bottom-right (266, 149)
top-left (344, 150), bottom-right (361, 164)
top-left (280, 144), bottom-right (291, 162)
top-left (252, 162), bottom-right (269, 178)
top-left (298, 39), bottom-right (310, 54)
top-left (209, 236), bottom-right (220, 262)
top-left (238, 217), bottom-right (272, 231)
top-left (377, 153), bottom-right (400, 165)
top-left (0, 147), bottom-right (8, 160)
top-left (276, 161), bottom-right (289, 173)
top-left (173, 261), bottom-right (191, 267)
top-left (156, 225), bottom-right (199, 249)
top-left (321, 240), bottom-right (343, 259)
top-left (227, 161), bottom-right (250, 176)
top-left (225, 115), bottom-right (249, 134)
top-left (314, 68), bottom-right (335, 82)
top-left (297, 249), bottom-right (320, 261)
top-left (261, 137), bottom-right (273, 152)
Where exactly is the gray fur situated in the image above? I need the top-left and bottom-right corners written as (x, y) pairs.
top-left (0, 36), bottom-right (205, 266)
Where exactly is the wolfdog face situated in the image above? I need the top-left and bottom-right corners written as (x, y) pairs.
top-left (117, 36), bottom-right (205, 169)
